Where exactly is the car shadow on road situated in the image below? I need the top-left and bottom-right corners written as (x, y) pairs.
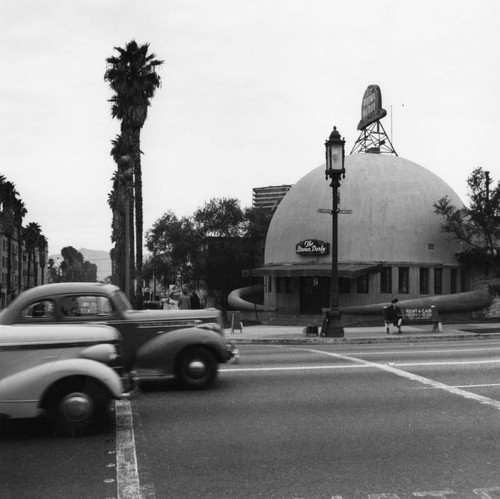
top-left (138, 376), bottom-right (229, 393)
top-left (0, 410), bottom-right (116, 440)
top-left (0, 416), bottom-right (53, 440)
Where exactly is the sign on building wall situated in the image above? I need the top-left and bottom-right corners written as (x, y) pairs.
top-left (357, 84), bottom-right (387, 130)
top-left (296, 239), bottom-right (329, 256)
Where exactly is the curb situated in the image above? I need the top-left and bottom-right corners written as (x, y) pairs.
top-left (231, 332), bottom-right (500, 346)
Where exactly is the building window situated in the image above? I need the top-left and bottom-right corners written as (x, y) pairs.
top-left (265, 275), bottom-right (272, 293)
top-left (380, 267), bottom-right (392, 294)
top-left (419, 268), bottom-right (429, 294)
top-left (356, 274), bottom-right (369, 294)
top-left (276, 277), bottom-right (282, 293)
top-left (434, 268), bottom-right (443, 294)
top-left (285, 277), bottom-right (292, 293)
top-left (339, 278), bottom-right (351, 294)
top-left (398, 267), bottom-right (409, 294)
top-left (450, 268), bottom-right (458, 294)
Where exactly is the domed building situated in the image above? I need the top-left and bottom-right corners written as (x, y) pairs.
top-left (242, 153), bottom-right (468, 314)
top-left (231, 86), bottom-right (495, 322)
top-left (250, 153), bottom-right (466, 316)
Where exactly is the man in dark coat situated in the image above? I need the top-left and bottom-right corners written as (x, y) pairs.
top-left (386, 298), bottom-right (403, 334)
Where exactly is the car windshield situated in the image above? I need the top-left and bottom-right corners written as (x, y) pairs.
top-left (112, 290), bottom-right (133, 311)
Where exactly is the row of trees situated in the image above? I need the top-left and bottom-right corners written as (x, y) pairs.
top-left (48, 247), bottom-right (98, 283)
top-left (143, 198), bottom-right (272, 308)
top-left (105, 40), bottom-right (163, 308)
top-left (0, 175), bottom-right (48, 302)
top-left (434, 167), bottom-right (500, 277)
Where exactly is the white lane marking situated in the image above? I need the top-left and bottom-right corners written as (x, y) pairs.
top-left (115, 400), bottom-right (147, 499)
top-left (221, 364), bottom-right (372, 372)
top-left (341, 346), bottom-right (500, 356)
top-left (302, 348), bottom-right (500, 411)
top-left (221, 358), bottom-right (500, 373)
top-left (414, 383), bottom-right (500, 389)
top-left (388, 359), bottom-right (500, 367)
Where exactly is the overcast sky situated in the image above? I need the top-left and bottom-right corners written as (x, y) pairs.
top-left (1, 0), bottom-right (498, 255)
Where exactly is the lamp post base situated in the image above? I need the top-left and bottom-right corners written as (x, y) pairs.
top-left (321, 309), bottom-right (344, 338)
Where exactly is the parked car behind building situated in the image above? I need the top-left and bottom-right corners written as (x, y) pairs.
top-left (0, 283), bottom-right (236, 389)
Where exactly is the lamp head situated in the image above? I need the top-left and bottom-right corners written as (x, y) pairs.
top-left (325, 126), bottom-right (346, 179)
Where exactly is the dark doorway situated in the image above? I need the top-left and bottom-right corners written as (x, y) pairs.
top-left (299, 276), bottom-right (329, 314)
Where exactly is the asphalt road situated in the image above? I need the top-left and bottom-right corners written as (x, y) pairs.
top-left (2, 340), bottom-right (500, 498)
top-left (130, 340), bottom-right (500, 498)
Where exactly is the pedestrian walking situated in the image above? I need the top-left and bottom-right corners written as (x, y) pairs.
top-left (178, 288), bottom-right (192, 309)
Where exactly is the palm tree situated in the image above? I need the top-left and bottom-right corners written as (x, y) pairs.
top-left (38, 235), bottom-right (48, 285)
top-left (14, 198), bottom-right (27, 293)
top-left (109, 134), bottom-right (135, 297)
top-left (23, 222), bottom-right (41, 288)
top-left (105, 40), bottom-right (163, 307)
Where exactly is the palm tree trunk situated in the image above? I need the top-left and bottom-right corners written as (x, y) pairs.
top-left (6, 234), bottom-right (12, 300)
top-left (131, 130), bottom-right (142, 308)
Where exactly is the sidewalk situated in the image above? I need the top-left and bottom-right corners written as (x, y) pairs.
top-left (225, 322), bottom-right (500, 344)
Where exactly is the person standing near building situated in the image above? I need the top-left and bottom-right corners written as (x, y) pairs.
top-left (386, 298), bottom-right (403, 334)
top-left (190, 291), bottom-right (201, 309)
top-left (178, 288), bottom-right (191, 309)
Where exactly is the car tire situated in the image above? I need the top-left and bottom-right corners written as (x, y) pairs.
top-left (45, 377), bottom-right (111, 437)
top-left (176, 347), bottom-right (218, 390)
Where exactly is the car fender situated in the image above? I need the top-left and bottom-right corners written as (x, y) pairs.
top-left (0, 359), bottom-right (123, 419)
top-left (134, 327), bottom-right (227, 373)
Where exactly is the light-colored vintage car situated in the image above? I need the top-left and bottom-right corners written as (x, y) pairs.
top-left (0, 283), bottom-right (236, 389)
top-left (0, 323), bottom-right (132, 436)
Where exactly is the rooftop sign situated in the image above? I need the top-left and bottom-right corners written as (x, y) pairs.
top-left (357, 84), bottom-right (387, 130)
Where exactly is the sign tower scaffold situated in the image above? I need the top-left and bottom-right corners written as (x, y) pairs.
top-left (350, 84), bottom-right (398, 156)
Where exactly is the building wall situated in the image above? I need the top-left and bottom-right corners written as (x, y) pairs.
top-left (0, 231), bottom-right (47, 308)
top-left (258, 154), bottom-right (467, 315)
top-left (263, 264), bottom-right (468, 314)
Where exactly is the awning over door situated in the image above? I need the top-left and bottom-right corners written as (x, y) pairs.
top-left (243, 263), bottom-right (382, 279)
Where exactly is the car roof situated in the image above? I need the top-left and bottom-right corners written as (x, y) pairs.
top-left (13, 282), bottom-right (121, 301)
top-left (0, 283), bottom-right (123, 325)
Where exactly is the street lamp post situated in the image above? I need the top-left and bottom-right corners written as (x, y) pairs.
top-left (323, 126), bottom-right (346, 337)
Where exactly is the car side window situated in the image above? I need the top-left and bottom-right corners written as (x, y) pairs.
top-left (22, 300), bottom-right (56, 320)
top-left (59, 295), bottom-right (115, 318)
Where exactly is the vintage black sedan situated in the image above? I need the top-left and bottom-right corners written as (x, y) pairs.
top-left (0, 283), bottom-right (236, 389)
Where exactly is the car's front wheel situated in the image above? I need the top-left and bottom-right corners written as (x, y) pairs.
top-left (176, 347), bottom-right (218, 390)
top-left (45, 377), bottom-right (111, 436)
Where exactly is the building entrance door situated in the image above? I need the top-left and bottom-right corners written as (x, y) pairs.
top-left (299, 276), bottom-right (329, 314)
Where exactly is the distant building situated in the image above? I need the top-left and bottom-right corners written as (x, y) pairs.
top-left (252, 185), bottom-right (293, 212)
top-left (0, 227), bottom-right (47, 308)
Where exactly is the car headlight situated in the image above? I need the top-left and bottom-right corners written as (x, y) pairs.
top-left (80, 343), bottom-right (119, 364)
top-left (198, 322), bottom-right (223, 334)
